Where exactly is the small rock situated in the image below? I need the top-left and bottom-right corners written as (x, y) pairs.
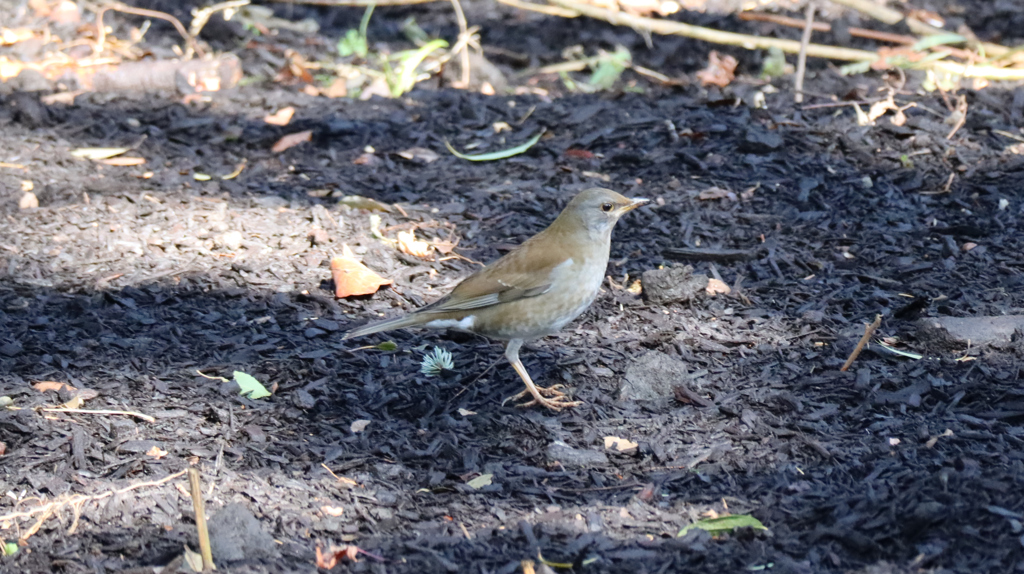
top-left (916, 315), bottom-right (1024, 349)
top-left (19, 192), bottom-right (39, 209)
top-left (641, 265), bottom-right (708, 305)
top-left (304, 327), bottom-right (327, 339)
top-left (740, 129), bottom-right (784, 153)
top-left (0, 341), bottom-right (23, 357)
top-left (214, 231), bottom-right (243, 251)
top-left (621, 351), bottom-right (690, 402)
top-left (546, 441), bottom-right (608, 467)
top-left (208, 503), bottom-right (279, 564)
top-left (307, 227), bottom-right (330, 246)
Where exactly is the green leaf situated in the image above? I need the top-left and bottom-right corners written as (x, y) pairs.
top-left (233, 371), bottom-right (271, 399)
top-left (838, 61), bottom-right (872, 76)
top-left (911, 33), bottom-right (967, 52)
top-left (466, 473), bottom-right (493, 489)
top-left (444, 130), bottom-right (545, 162)
top-left (677, 514), bottom-right (767, 537)
top-left (389, 39), bottom-right (448, 97)
top-left (2, 542), bottom-right (18, 556)
top-left (588, 46), bottom-right (630, 90)
top-left (375, 341), bottom-right (398, 351)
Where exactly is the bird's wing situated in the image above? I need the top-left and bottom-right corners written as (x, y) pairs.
top-left (417, 237), bottom-right (573, 314)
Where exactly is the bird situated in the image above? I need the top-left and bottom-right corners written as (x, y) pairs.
top-left (343, 188), bottom-right (649, 411)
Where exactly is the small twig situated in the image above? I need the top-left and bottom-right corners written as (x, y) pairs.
top-left (840, 314), bottom-right (881, 372)
top-left (188, 469), bottom-right (215, 572)
top-left (188, 0), bottom-right (251, 48)
top-left (794, 2), bottom-right (816, 104)
top-left (447, 0), bottom-right (472, 89)
top-left (739, 12), bottom-right (914, 45)
top-left (39, 408), bottom-right (156, 423)
top-left (95, 2), bottom-right (205, 59)
top-left (0, 470), bottom-right (187, 538)
top-left (496, 0), bottom-right (579, 17)
top-left (828, 0), bottom-right (1009, 56)
top-left (548, 0), bottom-right (878, 62)
top-left (946, 94), bottom-right (967, 140)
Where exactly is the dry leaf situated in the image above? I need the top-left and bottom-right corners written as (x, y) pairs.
top-left (457, 408), bottom-right (477, 416)
top-left (698, 187), bottom-right (736, 201)
top-left (706, 278), bottom-right (731, 296)
top-left (696, 51), bottom-right (737, 88)
top-left (324, 77), bottom-right (347, 98)
top-left (316, 545), bottom-right (360, 569)
top-left (271, 129), bottom-right (312, 153)
top-left (397, 230), bottom-right (433, 258)
top-left (330, 248), bottom-right (392, 298)
top-left (34, 381), bottom-right (71, 393)
top-left (321, 505), bottom-right (345, 517)
top-left (264, 106), bottom-right (295, 126)
top-left (60, 396), bottom-right (83, 409)
top-left (604, 436), bottom-right (638, 452)
top-left (146, 445), bottom-right (168, 459)
top-left (396, 147), bottom-right (439, 164)
top-left (350, 419), bottom-right (371, 433)
top-left (1, 28), bottom-right (36, 46)
top-left (352, 153), bottom-right (380, 166)
top-left (626, 279), bottom-right (642, 295)
top-left (99, 157), bottom-right (146, 166)
top-left (19, 191), bottom-right (38, 209)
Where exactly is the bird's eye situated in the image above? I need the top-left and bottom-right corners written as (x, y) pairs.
top-left (600, 203), bottom-right (614, 212)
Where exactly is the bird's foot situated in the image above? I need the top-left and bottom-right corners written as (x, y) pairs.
top-left (502, 384), bottom-right (582, 411)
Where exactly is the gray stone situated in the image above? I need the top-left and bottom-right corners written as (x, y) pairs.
top-left (916, 315), bottom-right (1024, 349)
top-left (208, 503), bottom-right (279, 563)
top-left (620, 351), bottom-right (689, 402)
top-left (641, 265), bottom-right (708, 305)
top-left (546, 441), bottom-right (608, 467)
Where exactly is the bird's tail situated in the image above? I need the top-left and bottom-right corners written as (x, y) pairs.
top-left (342, 314), bottom-right (425, 340)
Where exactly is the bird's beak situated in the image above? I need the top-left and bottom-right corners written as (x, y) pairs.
top-left (621, 197), bottom-right (650, 213)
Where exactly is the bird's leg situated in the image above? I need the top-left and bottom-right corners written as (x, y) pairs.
top-left (501, 340), bottom-right (582, 411)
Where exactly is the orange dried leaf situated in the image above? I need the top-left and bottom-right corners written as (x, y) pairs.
top-left (271, 130), bottom-right (312, 153)
top-left (34, 381), bottom-right (73, 393)
top-left (696, 51), bottom-right (737, 88)
top-left (316, 545), bottom-right (360, 569)
top-left (706, 278), bottom-right (731, 296)
top-left (264, 107), bottom-right (295, 126)
top-left (145, 446), bottom-right (168, 459)
top-left (330, 255), bottom-right (392, 298)
top-left (397, 230), bottom-right (433, 258)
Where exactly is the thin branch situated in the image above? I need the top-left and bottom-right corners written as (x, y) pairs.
top-left (0, 470), bottom-right (187, 539)
top-left (40, 407), bottom-right (156, 423)
top-left (448, 0), bottom-right (472, 88)
top-left (794, 2), bottom-right (815, 104)
top-left (841, 314), bottom-right (881, 372)
top-left (496, 0), bottom-right (580, 18)
top-left (547, 0), bottom-right (879, 62)
top-left (95, 2), bottom-right (205, 59)
top-left (188, 469), bottom-right (215, 572)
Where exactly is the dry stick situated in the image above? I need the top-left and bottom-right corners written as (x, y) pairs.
top-left (793, 2), bottom-right (815, 104)
top-left (495, 0), bottom-right (580, 18)
top-left (548, 0), bottom-right (878, 62)
top-left (0, 470), bottom-right (187, 539)
top-left (738, 12), bottom-right (915, 45)
top-left (95, 2), bottom-right (205, 58)
top-left (188, 468), bottom-right (215, 572)
top-left (840, 314), bottom-right (881, 372)
top-left (547, 0), bottom-right (1024, 79)
top-left (39, 407), bottom-right (156, 423)
top-left (448, 0), bottom-right (472, 88)
top-left (739, 12), bottom-right (976, 61)
top-left (828, 0), bottom-right (1010, 57)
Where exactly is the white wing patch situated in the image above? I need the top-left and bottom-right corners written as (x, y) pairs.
top-left (425, 316), bottom-right (477, 331)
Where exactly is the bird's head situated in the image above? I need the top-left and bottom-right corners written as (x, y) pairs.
top-left (554, 188), bottom-right (649, 240)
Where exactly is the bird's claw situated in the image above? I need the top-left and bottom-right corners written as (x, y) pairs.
top-left (502, 385), bottom-right (582, 411)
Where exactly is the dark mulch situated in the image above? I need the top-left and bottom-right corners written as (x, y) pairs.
top-left (1, 1), bottom-right (1023, 573)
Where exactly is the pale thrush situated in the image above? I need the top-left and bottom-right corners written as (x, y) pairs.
top-left (343, 188), bottom-right (648, 410)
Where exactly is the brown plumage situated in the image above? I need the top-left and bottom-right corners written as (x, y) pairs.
top-left (344, 188), bottom-right (648, 410)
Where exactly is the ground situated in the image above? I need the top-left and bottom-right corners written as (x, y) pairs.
top-left (1, 1), bottom-right (1024, 573)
